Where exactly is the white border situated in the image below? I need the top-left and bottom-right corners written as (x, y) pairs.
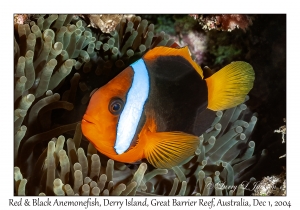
top-left (4, 1), bottom-right (297, 209)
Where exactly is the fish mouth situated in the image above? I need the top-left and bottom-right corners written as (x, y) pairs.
top-left (82, 118), bottom-right (93, 124)
top-left (82, 114), bottom-right (104, 140)
top-left (82, 114), bottom-right (100, 133)
top-left (82, 114), bottom-right (96, 125)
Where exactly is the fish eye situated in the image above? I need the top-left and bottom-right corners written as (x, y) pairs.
top-left (109, 98), bottom-right (124, 115)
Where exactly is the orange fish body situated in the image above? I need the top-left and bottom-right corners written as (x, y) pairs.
top-left (81, 46), bottom-right (254, 169)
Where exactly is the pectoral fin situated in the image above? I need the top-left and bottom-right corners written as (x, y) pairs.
top-left (143, 131), bottom-right (199, 169)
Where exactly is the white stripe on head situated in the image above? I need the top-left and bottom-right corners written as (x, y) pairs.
top-left (114, 59), bottom-right (150, 154)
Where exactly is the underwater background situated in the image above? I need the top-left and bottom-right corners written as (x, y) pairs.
top-left (13, 14), bottom-right (286, 196)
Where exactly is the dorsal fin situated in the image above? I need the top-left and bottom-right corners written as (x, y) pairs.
top-left (143, 46), bottom-right (204, 79)
top-left (205, 61), bottom-right (255, 111)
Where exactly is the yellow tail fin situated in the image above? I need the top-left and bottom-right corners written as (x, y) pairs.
top-left (205, 61), bottom-right (254, 111)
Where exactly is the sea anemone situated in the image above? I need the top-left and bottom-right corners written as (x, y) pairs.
top-left (14, 14), bottom-right (265, 196)
top-left (15, 94), bottom-right (264, 196)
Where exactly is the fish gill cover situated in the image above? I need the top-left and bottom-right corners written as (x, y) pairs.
top-left (13, 14), bottom-right (286, 196)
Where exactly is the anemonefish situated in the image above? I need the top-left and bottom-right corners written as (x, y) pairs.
top-left (81, 46), bottom-right (254, 169)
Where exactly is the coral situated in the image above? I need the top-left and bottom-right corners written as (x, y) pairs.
top-left (14, 14), bottom-right (266, 196)
top-left (140, 15), bottom-right (198, 36)
top-left (154, 15), bottom-right (177, 35)
top-left (211, 45), bottom-right (242, 65)
top-left (85, 14), bottom-right (135, 33)
top-left (14, 14), bottom-right (29, 25)
top-left (252, 171), bottom-right (286, 196)
top-left (202, 29), bottom-right (246, 68)
top-left (191, 14), bottom-right (253, 32)
top-left (140, 15), bottom-right (206, 64)
top-left (274, 118), bottom-right (286, 143)
top-left (170, 31), bottom-right (207, 65)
